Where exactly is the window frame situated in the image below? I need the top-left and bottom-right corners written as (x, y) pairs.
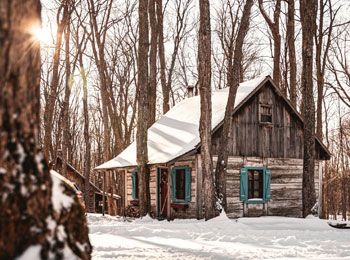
top-left (259, 103), bottom-right (273, 125)
top-left (171, 166), bottom-right (191, 204)
top-left (240, 166), bottom-right (271, 204)
top-left (248, 169), bottom-right (264, 199)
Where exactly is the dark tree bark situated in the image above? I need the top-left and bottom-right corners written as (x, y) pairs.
top-left (82, 66), bottom-right (91, 212)
top-left (156, 0), bottom-right (169, 114)
top-left (300, 0), bottom-right (318, 217)
top-left (149, 0), bottom-right (158, 127)
top-left (215, 0), bottom-right (253, 212)
top-left (258, 0), bottom-right (281, 89)
top-left (287, 0), bottom-right (297, 107)
top-left (0, 1), bottom-right (91, 258)
top-left (137, 0), bottom-right (150, 216)
top-left (315, 0), bottom-right (335, 140)
top-left (198, 0), bottom-right (217, 221)
top-left (61, 8), bottom-right (72, 178)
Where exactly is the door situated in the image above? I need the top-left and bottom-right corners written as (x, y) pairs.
top-left (158, 168), bottom-right (168, 218)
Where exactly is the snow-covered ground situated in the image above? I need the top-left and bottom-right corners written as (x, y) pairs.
top-left (88, 213), bottom-right (350, 260)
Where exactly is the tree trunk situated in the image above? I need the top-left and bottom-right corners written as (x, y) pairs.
top-left (287, 0), bottom-right (297, 107)
top-left (156, 0), bottom-right (169, 114)
top-left (137, 0), bottom-right (150, 217)
top-left (258, 0), bottom-right (281, 89)
top-left (61, 10), bottom-right (71, 178)
top-left (0, 1), bottom-right (91, 258)
top-left (215, 0), bottom-right (254, 212)
top-left (149, 0), bottom-right (157, 127)
top-left (300, 0), bottom-right (318, 217)
top-left (43, 3), bottom-right (67, 163)
top-left (87, 0), bottom-right (116, 215)
top-left (198, 0), bottom-right (217, 221)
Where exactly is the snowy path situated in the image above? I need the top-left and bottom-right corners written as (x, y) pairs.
top-left (88, 214), bottom-right (350, 260)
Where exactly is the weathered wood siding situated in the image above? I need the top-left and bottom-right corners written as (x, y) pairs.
top-left (212, 82), bottom-right (326, 160)
top-left (169, 155), bottom-right (197, 219)
top-left (213, 156), bottom-right (320, 218)
top-left (124, 166), bottom-right (158, 217)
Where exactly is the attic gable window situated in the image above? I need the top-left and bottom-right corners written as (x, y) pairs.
top-left (259, 104), bottom-right (273, 124)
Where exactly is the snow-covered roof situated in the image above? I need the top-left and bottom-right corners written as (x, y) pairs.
top-left (95, 75), bottom-right (269, 170)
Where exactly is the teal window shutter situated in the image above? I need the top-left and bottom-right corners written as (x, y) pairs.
top-left (264, 169), bottom-right (271, 201)
top-left (171, 168), bottom-right (176, 202)
top-left (132, 170), bottom-right (138, 201)
top-left (185, 167), bottom-right (192, 203)
top-left (240, 168), bottom-right (248, 201)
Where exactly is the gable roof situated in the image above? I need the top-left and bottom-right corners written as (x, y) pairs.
top-left (95, 75), bottom-right (330, 170)
top-left (95, 75), bottom-right (270, 170)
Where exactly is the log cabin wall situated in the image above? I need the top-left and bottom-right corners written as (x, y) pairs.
top-left (211, 82), bottom-right (326, 160)
top-left (125, 164), bottom-right (168, 217)
top-left (169, 155), bottom-right (197, 219)
top-left (212, 156), bottom-right (320, 218)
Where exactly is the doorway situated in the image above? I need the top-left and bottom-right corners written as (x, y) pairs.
top-left (157, 168), bottom-right (168, 219)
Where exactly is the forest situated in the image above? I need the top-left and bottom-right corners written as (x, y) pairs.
top-left (0, 0), bottom-right (350, 259)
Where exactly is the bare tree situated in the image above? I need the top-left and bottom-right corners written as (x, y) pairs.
top-left (43, 2), bottom-right (69, 163)
top-left (137, 0), bottom-right (150, 216)
top-left (315, 0), bottom-right (338, 140)
top-left (149, 0), bottom-right (158, 126)
top-left (215, 0), bottom-right (254, 212)
top-left (258, 0), bottom-right (282, 89)
top-left (198, 0), bottom-right (217, 220)
top-left (300, 0), bottom-right (318, 217)
top-left (286, 0), bottom-right (297, 107)
top-left (157, 0), bottom-right (194, 113)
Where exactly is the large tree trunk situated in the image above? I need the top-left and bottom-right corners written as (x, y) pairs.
top-left (287, 0), bottom-right (297, 107)
top-left (198, 0), bottom-right (217, 221)
top-left (215, 0), bottom-right (253, 212)
top-left (137, 0), bottom-right (150, 217)
top-left (0, 1), bottom-right (91, 258)
top-left (300, 0), bottom-right (318, 217)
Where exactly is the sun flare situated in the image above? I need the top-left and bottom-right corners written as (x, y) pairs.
top-left (31, 25), bottom-right (52, 46)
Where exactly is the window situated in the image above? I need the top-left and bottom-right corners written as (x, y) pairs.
top-left (240, 167), bottom-right (271, 203)
top-left (260, 104), bottom-right (273, 124)
top-left (171, 166), bottom-right (191, 204)
top-left (132, 170), bottom-right (139, 201)
top-left (248, 169), bottom-right (263, 199)
top-left (176, 169), bottom-right (186, 200)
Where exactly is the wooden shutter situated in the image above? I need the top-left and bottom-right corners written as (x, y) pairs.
top-left (264, 169), bottom-right (271, 201)
top-left (171, 168), bottom-right (176, 202)
top-left (240, 168), bottom-right (248, 201)
top-left (132, 170), bottom-right (138, 200)
top-left (185, 167), bottom-right (192, 203)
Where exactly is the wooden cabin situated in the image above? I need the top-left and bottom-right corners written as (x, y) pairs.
top-left (95, 75), bottom-right (330, 219)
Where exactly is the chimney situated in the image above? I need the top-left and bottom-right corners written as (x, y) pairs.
top-left (187, 85), bottom-right (194, 98)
